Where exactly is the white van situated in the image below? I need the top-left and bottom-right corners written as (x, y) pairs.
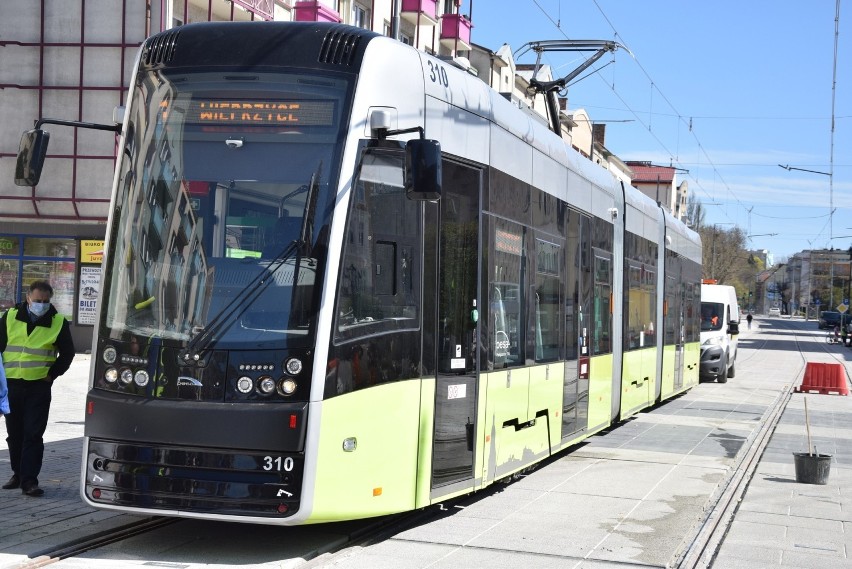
top-left (700, 283), bottom-right (740, 383)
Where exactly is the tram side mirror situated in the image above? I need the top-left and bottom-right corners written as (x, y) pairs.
top-left (15, 129), bottom-right (50, 186)
top-left (405, 139), bottom-right (441, 201)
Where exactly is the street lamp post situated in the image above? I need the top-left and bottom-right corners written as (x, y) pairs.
top-left (779, 164), bottom-right (834, 309)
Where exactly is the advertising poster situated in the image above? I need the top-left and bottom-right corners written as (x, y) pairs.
top-left (78, 266), bottom-right (101, 326)
top-left (80, 240), bottom-right (104, 264)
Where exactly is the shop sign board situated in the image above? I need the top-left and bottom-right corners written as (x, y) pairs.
top-left (80, 240), bottom-right (104, 264)
top-left (78, 265), bottom-right (101, 325)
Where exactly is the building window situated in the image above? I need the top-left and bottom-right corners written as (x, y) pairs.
top-left (352, 3), bottom-right (370, 29)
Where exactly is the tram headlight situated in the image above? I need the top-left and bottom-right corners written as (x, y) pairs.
top-left (104, 368), bottom-right (118, 383)
top-left (119, 368), bottom-right (133, 384)
top-left (278, 378), bottom-right (297, 396)
top-left (284, 357), bottom-right (303, 376)
top-left (134, 370), bottom-right (150, 387)
top-left (236, 376), bottom-right (254, 394)
top-left (258, 376), bottom-right (276, 395)
top-left (102, 346), bottom-right (117, 364)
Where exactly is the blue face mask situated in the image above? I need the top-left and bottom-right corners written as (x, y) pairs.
top-left (29, 302), bottom-right (50, 317)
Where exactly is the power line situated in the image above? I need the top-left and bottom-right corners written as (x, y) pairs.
top-left (523, 0), bottom-right (843, 248)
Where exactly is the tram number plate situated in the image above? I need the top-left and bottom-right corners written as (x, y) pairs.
top-left (262, 456), bottom-right (295, 472)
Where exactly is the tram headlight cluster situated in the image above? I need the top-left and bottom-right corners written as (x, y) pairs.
top-left (100, 345), bottom-right (150, 390)
top-left (235, 374), bottom-right (299, 397)
top-left (233, 356), bottom-right (303, 398)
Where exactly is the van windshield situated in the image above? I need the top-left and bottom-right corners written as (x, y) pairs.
top-left (701, 302), bottom-right (724, 332)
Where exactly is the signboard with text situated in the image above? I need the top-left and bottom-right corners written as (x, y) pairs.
top-left (80, 240), bottom-right (104, 264)
top-left (78, 266), bottom-right (101, 325)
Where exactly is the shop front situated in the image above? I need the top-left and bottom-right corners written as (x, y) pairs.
top-left (0, 225), bottom-right (105, 352)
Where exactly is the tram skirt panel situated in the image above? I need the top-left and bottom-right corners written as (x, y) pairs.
top-left (586, 353), bottom-right (614, 436)
top-left (310, 381), bottom-right (421, 522)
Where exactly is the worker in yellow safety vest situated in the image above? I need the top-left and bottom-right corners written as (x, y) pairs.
top-left (1, 280), bottom-right (74, 497)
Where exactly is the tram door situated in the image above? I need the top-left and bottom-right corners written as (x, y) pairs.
top-left (431, 162), bottom-right (481, 489)
top-left (672, 273), bottom-right (685, 390)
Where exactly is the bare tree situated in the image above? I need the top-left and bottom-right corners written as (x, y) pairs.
top-left (700, 225), bottom-right (747, 283)
top-left (686, 195), bottom-right (706, 230)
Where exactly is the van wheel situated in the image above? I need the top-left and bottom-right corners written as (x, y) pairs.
top-left (727, 360), bottom-right (736, 379)
top-left (717, 355), bottom-right (728, 383)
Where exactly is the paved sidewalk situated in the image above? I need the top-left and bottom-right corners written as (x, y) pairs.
top-left (713, 381), bottom-right (852, 566)
top-left (0, 355), bottom-right (148, 566)
top-left (1, 317), bottom-right (851, 568)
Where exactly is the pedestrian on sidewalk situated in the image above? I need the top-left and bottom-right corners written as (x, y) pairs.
top-left (1, 280), bottom-right (75, 497)
top-left (746, 313), bottom-right (753, 329)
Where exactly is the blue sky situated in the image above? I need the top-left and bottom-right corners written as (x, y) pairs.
top-left (467, 1), bottom-right (850, 261)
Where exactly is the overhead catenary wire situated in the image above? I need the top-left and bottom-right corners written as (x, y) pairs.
top-left (522, 0), bottom-right (843, 246)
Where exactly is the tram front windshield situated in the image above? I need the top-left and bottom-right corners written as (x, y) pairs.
top-left (102, 69), bottom-right (349, 349)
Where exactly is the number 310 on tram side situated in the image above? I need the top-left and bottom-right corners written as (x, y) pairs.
top-left (13, 22), bottom-right (702, 525)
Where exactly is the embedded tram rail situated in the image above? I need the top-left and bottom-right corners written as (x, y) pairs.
top-left (4, 315), bottom-right (851, 568)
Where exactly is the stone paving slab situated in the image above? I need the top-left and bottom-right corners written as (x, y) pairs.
top-left (1, 319), bottom-right (851, 568)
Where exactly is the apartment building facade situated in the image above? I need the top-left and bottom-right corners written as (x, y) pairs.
top-left (0, 0), bottom-right (476, 348)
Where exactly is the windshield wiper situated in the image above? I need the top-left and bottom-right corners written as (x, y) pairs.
top-left (180, 165), bottom-right (323, 362)
top-left (180, 240), bottom-right (301, 363)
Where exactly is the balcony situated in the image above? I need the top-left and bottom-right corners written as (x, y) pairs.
top-left (440, 13), bottom-right (472, 52)
top-left (293, 1), bottom-right (342, 23)
top-left (232, 0), bottom-right (274, 20)
top-left (401, 0), bottom-right (438, 26)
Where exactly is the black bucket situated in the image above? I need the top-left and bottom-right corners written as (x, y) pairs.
top-left (793, 452), bottom-right (832, 484)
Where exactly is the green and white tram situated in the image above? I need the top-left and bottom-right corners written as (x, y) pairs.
top-left (14, 21), bottom-right (701, 525)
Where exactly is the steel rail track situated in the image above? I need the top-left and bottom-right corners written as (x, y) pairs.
top-left (13, 517), bottom-right (179, 568)
top-left (19, 319), bottom-right (851, 568)
top-left (675, 317), bottom-right (847, 568)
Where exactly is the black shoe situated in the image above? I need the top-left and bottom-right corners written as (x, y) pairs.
top-left (22, 484), bottom-right (44, 497)
top-left (2, 475), bottom-right (20, 490)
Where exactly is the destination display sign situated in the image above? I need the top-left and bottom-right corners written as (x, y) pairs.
top-left (188, 99), bottom-right (336, 127)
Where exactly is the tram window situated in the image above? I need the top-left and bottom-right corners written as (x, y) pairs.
top-left (491, 219), bottom-right (525, 367)
top-left (563, 209), bottom-right (582, 361)
top-left (534, 238), bottom-right (561, 362)
top-left (623, 232), bottom-right (657, 351)
top-left (335, 148), bottom-right (421, 342)
top-left (593, 254), bottom-right (612, 355)
top-left (626, 264), bottom-right (642, 350)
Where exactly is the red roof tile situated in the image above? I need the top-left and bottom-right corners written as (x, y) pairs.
top-left (626, 162), bottom-right (675, 183)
